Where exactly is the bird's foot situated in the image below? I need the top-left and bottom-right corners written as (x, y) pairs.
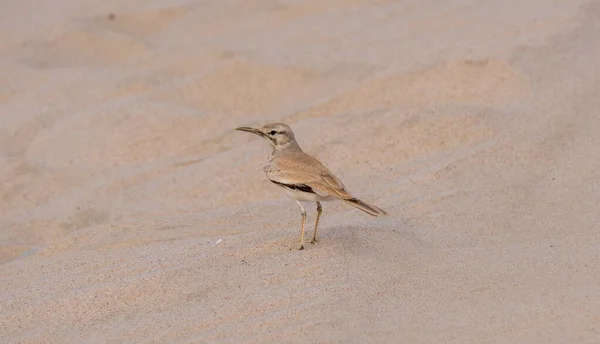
top-left (310, 239), bottom-right (317, 245)
top-left (298, 245), bottom-right (304, 251)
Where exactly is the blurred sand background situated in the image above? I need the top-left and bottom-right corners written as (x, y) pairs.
top-left (2, 0), bottom-right (600, 343)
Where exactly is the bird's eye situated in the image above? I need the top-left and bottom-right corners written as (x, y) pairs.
top-left (269, 130), bottom-right (277, 135)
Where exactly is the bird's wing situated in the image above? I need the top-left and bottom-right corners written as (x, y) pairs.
top-left (266, 152), bottom-right (352, 199)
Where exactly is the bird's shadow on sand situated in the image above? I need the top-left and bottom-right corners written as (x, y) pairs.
top-left (307, 216), bottom-right (424, 255)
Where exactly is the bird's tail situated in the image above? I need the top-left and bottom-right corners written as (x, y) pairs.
top-left (341, 197), bottom-right (388, 216)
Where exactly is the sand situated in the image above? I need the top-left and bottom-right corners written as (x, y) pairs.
top-left (1, 0), bottom-right (600, 342)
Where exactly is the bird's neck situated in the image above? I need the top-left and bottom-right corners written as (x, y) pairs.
top-left (272, 141), bottom-right (302, 154)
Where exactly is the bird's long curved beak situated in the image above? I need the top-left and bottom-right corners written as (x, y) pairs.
top-left (236, 126), bottom-right (265, 137)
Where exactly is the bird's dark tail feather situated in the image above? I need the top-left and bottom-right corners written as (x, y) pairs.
top-left (342, 197), bottom-right (388, 216)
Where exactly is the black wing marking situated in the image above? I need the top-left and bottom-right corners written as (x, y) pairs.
top-left (270, 180), bottom-right (316, 194)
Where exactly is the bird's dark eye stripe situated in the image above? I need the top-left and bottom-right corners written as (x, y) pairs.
top-left (269, 130), bottom-right (277, 135)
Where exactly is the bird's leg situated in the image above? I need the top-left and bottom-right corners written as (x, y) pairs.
top-left (295, 200), bottom-right (307, 250)
top-left (311, 202), bottom-right (322, 244)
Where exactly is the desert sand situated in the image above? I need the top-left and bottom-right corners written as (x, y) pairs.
top-left (1, 0), bottom-right (600, 343)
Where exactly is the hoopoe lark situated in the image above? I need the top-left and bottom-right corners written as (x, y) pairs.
top-left (236, 123), bottom-right (387, 250)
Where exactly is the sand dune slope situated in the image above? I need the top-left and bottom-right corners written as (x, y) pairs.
top-left (1, 0), bottom-right (599, 343)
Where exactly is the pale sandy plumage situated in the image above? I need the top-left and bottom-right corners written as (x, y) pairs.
top-left (265, 151), bottom-right (386, 216)
top-left (236, 122), bottom-right (387, 250)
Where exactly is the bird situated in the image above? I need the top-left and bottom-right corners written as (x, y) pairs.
top-left (236, 123), bottom-right (387, 250)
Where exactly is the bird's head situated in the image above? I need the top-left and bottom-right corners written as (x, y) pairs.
top-left (236, 123), bottom-right (299, 151)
